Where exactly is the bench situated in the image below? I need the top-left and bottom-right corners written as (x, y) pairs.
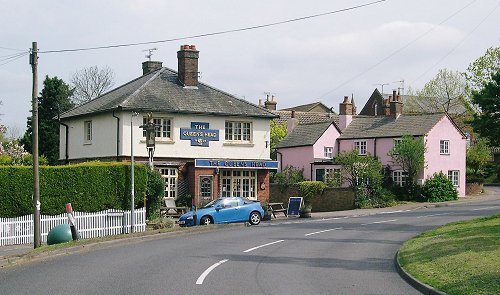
top-left (160, 198), bottom-right (188, 219)
top-left (267, 202), bottom-right (287, 218)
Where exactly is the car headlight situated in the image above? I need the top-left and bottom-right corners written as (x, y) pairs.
top-left (187, 216), bottom-right (193, 220)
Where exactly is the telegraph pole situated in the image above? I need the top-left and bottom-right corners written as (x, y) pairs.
top-left (30, 42), bottom-right (41, 248)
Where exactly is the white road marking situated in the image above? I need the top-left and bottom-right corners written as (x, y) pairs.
top-left (361, 219), bottom-right (397, 226)
top-left (472, 206), bottom-right (499, 211)
top-left (196, 259), bottom-right (228, 285)
top-left (417, 213), bottom-right (451, 218)
top-left (243, 240), bottom-right (284, 253)
top-left (305, 227), bottom-right (342, 236)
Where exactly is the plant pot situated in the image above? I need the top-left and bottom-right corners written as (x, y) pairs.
top-left (299, 206), bottom-right (312, 218)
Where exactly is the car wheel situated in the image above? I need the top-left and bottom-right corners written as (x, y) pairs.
top-left (200, 216), bottom-right (212, 225)
top-left (249, 211), bottom-right (261, 225)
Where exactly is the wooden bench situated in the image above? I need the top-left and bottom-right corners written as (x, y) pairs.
top-left (267, 202), bottom-right (287, 218)
top-left (159, 206), bottom-right (188, 218)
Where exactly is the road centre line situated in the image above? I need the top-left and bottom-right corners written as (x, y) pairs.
top-left (472, 206), bottom-right (499, 211)
top-left (417, 212), bottom-right (452, 218)
top-left (243, 240), bottom-right (285, 253)
top-left (305, 227), bottom-right (342, 236)
top-left (196, 259), bottom-right (228, 285)
top-left (361, 219), bottom-right (397, 226)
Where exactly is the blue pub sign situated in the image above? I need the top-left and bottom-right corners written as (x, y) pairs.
top-left (180, 122), bottom-right (219, 147)
top-left (195, 159), bottom-right (279, 169)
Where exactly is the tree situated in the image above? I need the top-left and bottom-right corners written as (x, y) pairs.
top-left (335, 150), bottom-right (383, 199)
top-left (466, 138), bottom-right (491, 178)
top-left (70, 65), bottom-right (115, 105)
top-left (465, 46), bottom-right (500, 90)
top-left (406, 68), bottom-right (473, 133)
top-left (388, 135), bottom-right (426, 196)
top-left (20, 76), bottom-right (74, 165)
top-left (471, 71), bottom-right (500, 146)
top-left (270, 121), bottom-right (287, 160)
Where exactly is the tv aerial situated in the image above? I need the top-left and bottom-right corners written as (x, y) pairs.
top-left (143, 48), bottom-right (157, 61)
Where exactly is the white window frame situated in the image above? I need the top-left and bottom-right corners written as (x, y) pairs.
top-left (440, 140), bottom-right (450, 155)
top-left (354, 140), bottom-right (367, 155)
top-left (220, 170), bottom-right (257, 200)
top-left (84, 120), bottom-right (92, 144)
top-left (448, 170), bottom-right (459, 187)
top-left (324, 147), bottom-right (334, 159)
top-left (143, 117), bottom-right (172, 140)
top-left (392, 170), bottom-right (408, 186)
top-left (225, 121), bottom-right (252, 143)
top-left (159, 168), bottom-right (178, 198)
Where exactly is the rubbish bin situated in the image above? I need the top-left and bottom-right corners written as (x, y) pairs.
top-left (47, 224), bottom-right (73, 245)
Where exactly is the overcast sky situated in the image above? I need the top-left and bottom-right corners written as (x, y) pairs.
top-left (1, 0), bottom-right (499, 137)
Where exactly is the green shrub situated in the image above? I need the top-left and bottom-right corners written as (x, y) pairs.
top-left (0, 162), bottom-right (148, 217)
top-left (274, 166), bottom-right (305, 192)
top-left (176, 194), bottom-right (193, 208)
top-left (298, 181), bottom-right (327, 206)
top-left (146, 168), bottom-right (165, 219)
top-left (422, 172), bottom-right (458, 202)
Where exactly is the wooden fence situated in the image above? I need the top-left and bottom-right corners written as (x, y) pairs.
top-left (0, 208), bottom-right (146, 246)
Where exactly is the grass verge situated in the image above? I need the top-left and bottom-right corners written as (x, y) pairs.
top-left (398, 214), bottom-right (500, 295)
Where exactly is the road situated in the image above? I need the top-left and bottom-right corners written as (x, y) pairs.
top-left (1, 193), bottom-right (499, 295)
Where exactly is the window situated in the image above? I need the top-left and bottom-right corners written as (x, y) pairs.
top-left (221, 170), bottom-right (257, 199)
top-left (392, 170), bottom-right (408, 186)
top-left (199, 176), bottom-right (213, 200)
top-left (324, 147), bottom-right (334, 159)
top-left (84, 121), bottom-right (92, 144)
top-left (448, 170), bottom-right (459, 187)
top-left (440, 140), bottom-right (449, 155)
top-left (225, 121), bottom-right (252, 142)
top-left (143, 117), bottom-right (172, 140)
top-left (354, 140), bottom-right (367, 155)
top-left (393, 138), bottom-right (402, 149)
top-left (159, 168), bottom-right (178, 198)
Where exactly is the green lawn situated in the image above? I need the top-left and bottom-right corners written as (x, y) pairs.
top-left (398, 214), bottom-right (500, 295)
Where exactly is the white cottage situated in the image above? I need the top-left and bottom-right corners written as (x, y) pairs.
top-left (59, 45), bottom-right (278, 204)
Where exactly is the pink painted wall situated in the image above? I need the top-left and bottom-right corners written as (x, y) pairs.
top-left (424, 116), bottom-right (466, 196)
top-left (338, 138), bottom-right (375, 155)
top-left (313, 124), bottom-right (341, 159)
top-left (279, 145), bottom-right (314, 179)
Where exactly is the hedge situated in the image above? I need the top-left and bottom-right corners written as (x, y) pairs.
top-left (0, 162), bottom-right (148, 217)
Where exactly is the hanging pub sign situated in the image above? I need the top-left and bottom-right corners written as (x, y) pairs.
top-left (180, 122), bottom-right (219, 147)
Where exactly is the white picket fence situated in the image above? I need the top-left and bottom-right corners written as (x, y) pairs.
top-left (0, 208), bottom-right (146, 246)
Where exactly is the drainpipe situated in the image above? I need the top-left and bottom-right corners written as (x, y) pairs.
top-left (374, 138), bottom-right (377, 159)
top-left (112, 110), bottom-right (120, 161)
top-left (57, 105), bottom-right (69, 164)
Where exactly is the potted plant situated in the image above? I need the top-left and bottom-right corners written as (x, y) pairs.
top-left (298, 181), bottom-right (326, 218)
top-left (261, 202), bottom-right (272, 221)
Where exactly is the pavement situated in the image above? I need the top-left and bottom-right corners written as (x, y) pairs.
top-left (2, 188), bottom-right (499, 278)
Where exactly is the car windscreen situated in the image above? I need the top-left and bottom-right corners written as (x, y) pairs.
top-left (203, 199), bottom-right (220, 208)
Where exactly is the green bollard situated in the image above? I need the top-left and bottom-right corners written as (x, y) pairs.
top-left (47, 224), bottom-right (73, 245)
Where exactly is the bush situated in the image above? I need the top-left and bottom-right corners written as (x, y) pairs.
top-left (0, 162), bottom-right (148, 217)
top-left (176, 194), bottom-right (193, 208)
top-left (146, 169), bottom-right (165, 220)
top-left (298, 181), bottom-right (327, 206)
top-left (422, 172), bottom-right (458, 202)
top-left (273, 166), bottom-right (305, 192)
top-left (355, 188), bottom-right (397, 209)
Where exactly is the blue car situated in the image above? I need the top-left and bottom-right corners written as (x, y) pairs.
top-left (178, 197), bottom-right (264, 226)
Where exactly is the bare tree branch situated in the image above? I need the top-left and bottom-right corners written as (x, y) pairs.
top-left (70, 66), bottom-right (115, 105)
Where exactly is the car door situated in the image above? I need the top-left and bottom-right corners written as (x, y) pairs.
top-left (215, 198), bottom-right (240, 223)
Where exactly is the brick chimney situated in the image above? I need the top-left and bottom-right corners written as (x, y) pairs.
top-left (142, 61), bottom-right (162, 75)
top-left (287, 110), bottom-right (299, 133)
top-left (177, 45), bottom-right (199, 87)
top-left (264, 94), bottom-right (277, 111)
top-left (339, 96), bottom-right (354, 130)
top-left (389, 90), bottom-right (403, 118)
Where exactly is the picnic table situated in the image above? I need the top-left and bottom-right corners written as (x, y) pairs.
top-left (267, 202), bottom-right (288, 218)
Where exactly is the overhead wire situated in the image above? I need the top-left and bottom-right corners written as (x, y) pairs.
top-left (316, 0), bottom-right (478, 100)
top-left (409, 1), bottom-right (500, 86)
top-left (38, 0), bottom-right (386, 54)
top-left (0, 51), bottom-right (29, 67)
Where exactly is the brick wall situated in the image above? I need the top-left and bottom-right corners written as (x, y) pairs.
top-left (269, 184), bottom-right (355, 212)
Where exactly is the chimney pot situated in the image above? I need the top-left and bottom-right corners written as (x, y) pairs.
top-left (343, 96), bottom-right (349, 103)
top-left (291, 110), bottom-right (296, 118)
top-left (190, 45), bottom-right (196, 50)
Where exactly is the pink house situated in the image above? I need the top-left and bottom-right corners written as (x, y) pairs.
top-left (277, 90), bottom-right (467, 196)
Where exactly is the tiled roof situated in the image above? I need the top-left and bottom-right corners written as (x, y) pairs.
top-left (281, 102), bottom-right (331, 113)
top-left (274, 111), bottom-right (339, 126)
top-left (277, 120), bottom-right (335, 148)
top-left (339, 113), bottom-right (446, 139)
top-left (60, 67), bottom-right (277, 119)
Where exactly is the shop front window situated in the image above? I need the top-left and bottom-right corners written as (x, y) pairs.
top-left (220, 170), bottom-right (257, 199)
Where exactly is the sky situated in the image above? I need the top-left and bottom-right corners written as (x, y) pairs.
top-left (0, 0), bottom-right (499, 137)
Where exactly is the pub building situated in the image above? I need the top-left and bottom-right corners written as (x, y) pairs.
top-left (58, 45), bottom-right (278, 206)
